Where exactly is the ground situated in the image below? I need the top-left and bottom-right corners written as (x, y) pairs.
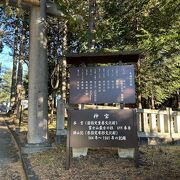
top-left (2, 113), bottom-right (180, 180)
top-left (26, 145), bottom-right (180, 180)
top-left (0, 114), bottom-right (26, 180)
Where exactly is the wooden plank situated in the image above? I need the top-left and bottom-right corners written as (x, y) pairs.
top-left (66, 52), bottom-right (140, 64)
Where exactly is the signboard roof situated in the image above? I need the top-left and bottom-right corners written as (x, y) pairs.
top-left (65, 51), bottom-right (140, 64)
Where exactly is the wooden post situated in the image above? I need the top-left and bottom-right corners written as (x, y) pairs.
top-left (65, 109), bottom-right (71, 170)
top-left (118, 103), bottom-right (135, 159)
top-left (19, 104), bottom-right (23, 127)
top-left (72, 104), bottom-right (88, 158)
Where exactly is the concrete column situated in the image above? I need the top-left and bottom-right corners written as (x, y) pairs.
top-left (151, 114), bottom-right (157, 133)
top-left (137, 112), bottom-right (142, 132)
top-left (72, 148), bottom-right (88, 158)
top-left (27, 2), bottom-right (48, 144)
top-left (56, 99), bottom-right (66, 135)
top-left (170, 118), bottom-right (174, 134)
top-left (175, 115), bottom-right (180, 133)
top-left (159, 114), bottom-right (165, 133)
top-left (166, 108), bottom-right (174, 137)
top-left (143, 113), bottom-right (150, 133)
top-left (56, 99), bottom-right (67, 144)
top-left (118, 148), bottom-right (135, 158)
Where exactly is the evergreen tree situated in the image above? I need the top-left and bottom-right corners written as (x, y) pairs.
top-left (0, 68), bottom-right (12, 104)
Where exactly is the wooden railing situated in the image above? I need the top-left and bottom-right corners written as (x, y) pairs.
top-left (137, 108), bottom-right (180, 139)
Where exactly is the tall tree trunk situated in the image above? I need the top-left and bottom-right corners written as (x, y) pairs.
top-left (16, 14), bottom-right (26, 118)
top-left (135, 1), bottom-right (142, 109)
top-left (151, 84), bottom-right (155, 109)
top-left (50, 27), bottom-right (59, 124)
top-left (17, 16), bottom-right (26, 86)
top-left (10, 16), bottom-right (19, 110)
top-left (61, 20), bottom-right (68, 102)
top-left (50, 90), bottom-right (55, 124)
top-left (177, 90), bottom-right (180, 110)
top-left (88, 0), bottom-right (96, 51)
top-left (137, 60), bottom-right (142, 109)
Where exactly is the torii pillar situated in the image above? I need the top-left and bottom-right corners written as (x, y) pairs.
top-left (26, 0), bottom-right (49, 148)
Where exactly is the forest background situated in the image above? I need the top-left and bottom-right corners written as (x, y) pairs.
top-left (0, 0), bottom-right (179, 112)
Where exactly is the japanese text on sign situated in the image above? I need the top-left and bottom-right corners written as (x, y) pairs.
top-left (70, 65), bottom-right (135, 104)
top-left (69, 109), bottom-right (137, 148)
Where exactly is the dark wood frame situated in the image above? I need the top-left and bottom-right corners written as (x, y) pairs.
top-left (65, 52), bottom-right (140, 170)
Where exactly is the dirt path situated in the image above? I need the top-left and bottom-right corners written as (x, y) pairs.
top-left (0, 114), bottom-right (26, 180)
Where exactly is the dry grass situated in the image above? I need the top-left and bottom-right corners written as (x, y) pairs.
top-left (27, 145), bottom-right (180, 180)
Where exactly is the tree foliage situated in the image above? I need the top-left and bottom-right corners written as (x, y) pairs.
top-left (0, 68), bottom-right (12, 104)
top-left (136, 0), bottom-right (180, 107)
top-left (0, 0), bottom-right (179, 108)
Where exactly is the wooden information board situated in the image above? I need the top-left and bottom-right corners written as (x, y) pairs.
top-left (68, 109), bottom-right (138, 148)
top-left (66, 64), bottom-right (139, 170)
top-left (70, 65), bottom-right (135, 104)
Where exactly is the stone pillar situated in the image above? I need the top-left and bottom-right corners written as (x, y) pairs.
top-left (159, 114), bottom-right (165, 133)
top-left (27, 2), bottom-right (48, 144)
top-left (137, 112), bottom-right (142, 132)
top-left (151, 113), bottom-right (157, 133)
top-left (175, 115), bottom-right (180, 133)
top-left (56, 98), bottom-right (67, 144)
top-left (143, 113), bottom-right (150, 133)
top-left (72, 148), bottom-right (88, 158)
top-left (118, 148), bottom-right (135, 158)
top-left (166, 108), bottom-right (174, 138)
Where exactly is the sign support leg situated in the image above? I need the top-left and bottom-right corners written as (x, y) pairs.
top-left (133, 109), bottom-right (139, 168)
top-left (19, 104), bottom-right (23, 127)
top-left (65, 110), bottom-right (71, 170)
top-left (134, 146), bottom-right (139, 168)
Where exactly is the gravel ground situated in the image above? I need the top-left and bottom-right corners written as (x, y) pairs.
top-left (2, 114), bottom-right (180, 180)
top-left (0, 115), bottom-right (26, 180)
top-left (27, 145), bottom-right (180, 180)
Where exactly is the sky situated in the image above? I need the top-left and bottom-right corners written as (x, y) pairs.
top-left (0, 44), bottom-right (28, 74)
top-left (0, 45), bottom-right (13, 72)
